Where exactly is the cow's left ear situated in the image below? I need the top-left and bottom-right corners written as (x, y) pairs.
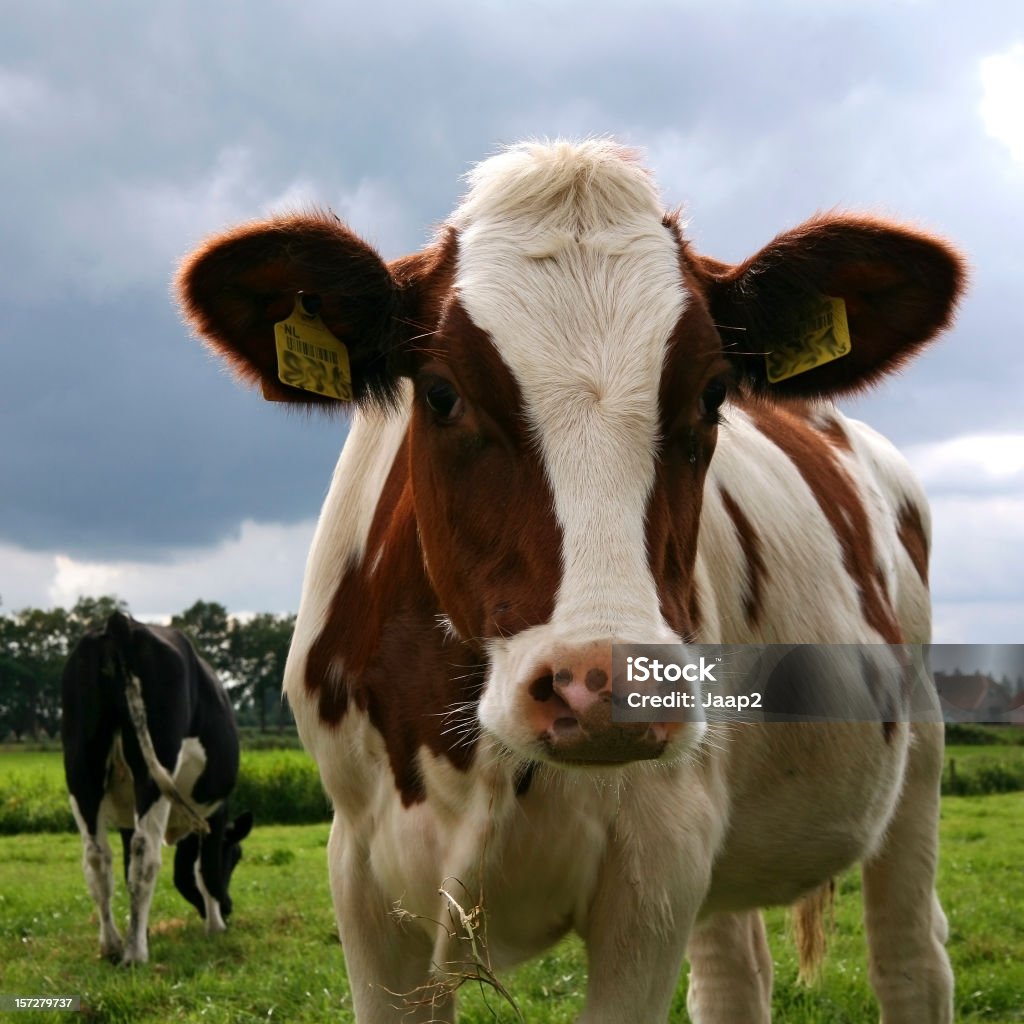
top-left (227, 810), bottom-right (253, 843)
top-left (177, 211), bottom-right (411, 409)
top-left (698, 215), bottom-right (967, 398)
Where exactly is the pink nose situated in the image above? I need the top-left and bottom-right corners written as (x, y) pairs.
top-left (525, 643), bottom-right (679, 763)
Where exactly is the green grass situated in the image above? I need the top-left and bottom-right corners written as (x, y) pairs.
top-left (1, 796), bottom-right (1022, 1022)
top-left (0, 824), bottom-right (346, 1022)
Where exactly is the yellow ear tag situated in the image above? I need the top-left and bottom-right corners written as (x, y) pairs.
top-left (271, 295), bottom-right (353, 401)
top-left (765, 295), bottom-right (851, 384)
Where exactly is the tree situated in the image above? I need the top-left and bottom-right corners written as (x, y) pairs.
top-left (67, 594), bottom-right (128, 635)
top-left (0, 606), bottom-right (71, 738)
top-left (168, 603), bottom-right (296, 728)
top-left (230, 613), bottom-right (296, 731)
top-left (0, 616), bottom-right (38, 739)
top-left (170, 600), bottom-right (233, 676)
top-left (0, 595), bottom-right (131, 739)
top-left (0, 596), bottom-right (298, 738)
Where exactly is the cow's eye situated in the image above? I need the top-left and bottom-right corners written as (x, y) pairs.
top-left (699, 378), bottom-right (729, 422)
top-left (424, 379), bottom-right (464, 423)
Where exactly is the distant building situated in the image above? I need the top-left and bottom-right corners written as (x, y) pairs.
top-left (935, 670), bottom-right (1024, 726)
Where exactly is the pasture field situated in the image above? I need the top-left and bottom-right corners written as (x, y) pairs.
top-left (0, 796), bottom-right (1022, 1022)
top-left (0, 749), bottom-right (329, 834)
top-left (3, 743), bottom-right (1024, 835)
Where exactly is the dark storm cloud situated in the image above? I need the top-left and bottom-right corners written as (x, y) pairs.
top-left (1, 292), bottom-right (346, 558)
top-left (1, 0), bottom-right (1022, 566)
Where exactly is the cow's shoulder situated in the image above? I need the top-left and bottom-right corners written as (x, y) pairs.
top-left (698, 397), bottom-right (921, 644)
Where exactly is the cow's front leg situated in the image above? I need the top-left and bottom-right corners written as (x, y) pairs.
top-left (123, 796), bottom-right (170, 965)
top-left (328, 818), bottom-right (455, 1024)
top-left (685, 910), bottom-right (772, 1023)
top-left (578, 795), bottom-right (716, 1024)
top-left (862, 722), bottom-right (953, 1024)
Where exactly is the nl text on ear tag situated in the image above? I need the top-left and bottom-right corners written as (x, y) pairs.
top-left (272, 295), bottom-right (353, 401)
top-left (765, 295), bottom-right (851, 384)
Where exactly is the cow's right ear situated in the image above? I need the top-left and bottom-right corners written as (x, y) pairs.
top-left (176, 212), bottom-right (408, 409)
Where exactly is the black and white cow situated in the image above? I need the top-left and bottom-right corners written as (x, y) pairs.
top-left (61, 611), bottom-right (252, 964)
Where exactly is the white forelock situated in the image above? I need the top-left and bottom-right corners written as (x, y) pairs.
top-left (451, 138), bottom-right (665, 243)
top-left (454, 141), bottom-right (686, 643)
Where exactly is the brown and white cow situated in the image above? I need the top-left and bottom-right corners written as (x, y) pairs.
top-left (178, 141), bottom-right (964, 1022)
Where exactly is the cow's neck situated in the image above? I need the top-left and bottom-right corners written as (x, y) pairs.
top-left (297, 404), bottom-right (483, 804)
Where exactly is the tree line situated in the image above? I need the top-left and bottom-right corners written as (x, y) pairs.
top-left (0, 595), bottom-right (295, 740)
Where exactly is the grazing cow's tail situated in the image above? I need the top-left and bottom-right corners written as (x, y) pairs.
top-left (123, 671), bottom-right (211, 835)
top-left (792, 880), bottom-right (834, 984)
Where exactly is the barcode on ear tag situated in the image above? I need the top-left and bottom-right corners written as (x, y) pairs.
top-left (766, 295), bottom-right (851, 384)
top-left (272, 295), bottom-right (353, 401)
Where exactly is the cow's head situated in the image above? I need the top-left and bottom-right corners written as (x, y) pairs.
top-left (178, 141), bottom-right (963, 767)
top-left (173, 809), bottom-right (253, 920)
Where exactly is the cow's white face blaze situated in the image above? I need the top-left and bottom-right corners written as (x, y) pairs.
top-left (440, 142), bottom-right (704, 762)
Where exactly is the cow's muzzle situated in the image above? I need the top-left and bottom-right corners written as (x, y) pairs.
top-left (525, 642), bottom-right (683, 763)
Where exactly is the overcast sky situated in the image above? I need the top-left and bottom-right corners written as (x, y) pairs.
top-left (1, 1), bottom-right (1022, 642)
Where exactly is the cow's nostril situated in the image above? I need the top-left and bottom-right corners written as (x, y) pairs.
top-left (529, 674), bottom-right (554, 701)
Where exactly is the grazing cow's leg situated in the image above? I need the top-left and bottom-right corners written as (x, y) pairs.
top-left (70, 797), bottom-right (123, 959)
top-left (685, 911), bottom-right (772, 1024)
top-left (327, 818), bottom-right (454, 1024)
top-left (122, 795), bottom-right (171, 965)
top-left (862, 721), bottom-right (953, 1023)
